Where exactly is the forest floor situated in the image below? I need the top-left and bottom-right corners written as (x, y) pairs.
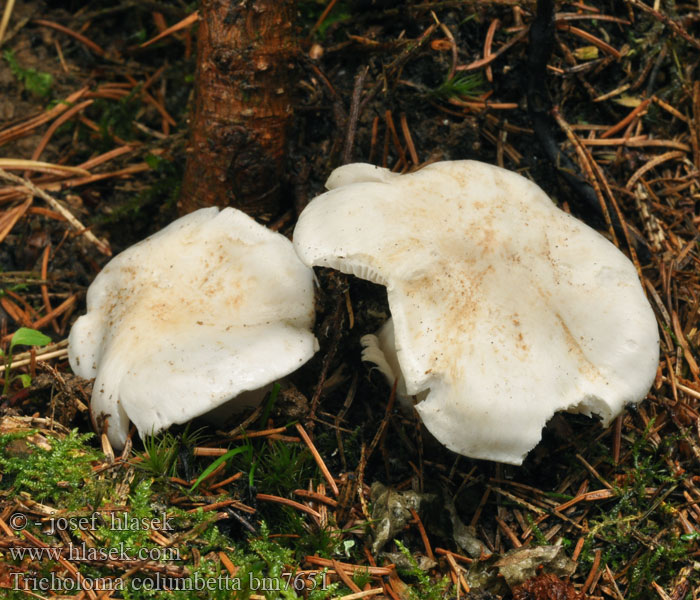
top-left (0, 1), bottom-right (699, 599)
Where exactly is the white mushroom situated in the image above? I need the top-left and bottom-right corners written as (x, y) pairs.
top-left (69, 207), bottom-right (317, 449)
top-left (293, 161), bottom-right (659, 464)
top-left (360, 318), bottom-right (423, 409)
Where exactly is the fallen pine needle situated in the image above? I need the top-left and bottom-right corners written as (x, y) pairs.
top-left (33, 19), bottom-right (106, 56)
top-left (444, 551), bottom-right (470, 594)
top-left (296, 423), bottom-right (340, 496)
top-left (293, 489), bottom-right (338, 507)
top-left (256, 493), bottom-right (322, 520)
top-left (305, 556), bottom-right (393, 576)
top-left (0, 159), bottom-right (90, 176)
top-left (219, 551), bottom-right (238, 576)
top-left (141, 11), bottom-right (199, 48)
top-left (332, 559), bottom-right (362, 593)
top-left (0, 87), bottom-right (88, 146)
top-left (0, 348), bottom-right (68, 374)
top-left (0, 0), bottom-right (16, 47)
top-left (334, 588), bottom-right (384, 599)
top-left (0, 198), bottom-right (31, 244)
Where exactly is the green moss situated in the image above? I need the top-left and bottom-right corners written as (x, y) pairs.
top-left (576, 425), bottom-right (693, 598)
top-left (96, 479), bottom-right (155, 549)
top-left (93, 93), bottom-right (141, 145)
top-left (255, 440), bottom-right (313, 495)
top-left (395, 540), bottom-right (453, 600)
top-left (2, 50), bottom-right (53, 97)
top-left (0, 429), bottom-right (100, 504)
top-left (1, 428), bottom-right (355, 599)
top-left (526, 513), bottom-right (549, 546)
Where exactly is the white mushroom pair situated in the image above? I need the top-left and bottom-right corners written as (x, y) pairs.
top-left (69, 161), bottom-right (659, 464)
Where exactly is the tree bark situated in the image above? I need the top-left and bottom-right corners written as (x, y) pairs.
top-left (178, 0), bottom-right (296, 219)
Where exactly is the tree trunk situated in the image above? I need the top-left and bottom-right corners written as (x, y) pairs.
top-left (178, 0), bottom-right (296, 219)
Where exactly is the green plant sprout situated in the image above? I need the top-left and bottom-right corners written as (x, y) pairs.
top-left (1, 327), bottom-right (51, 395)
top-left (431, 73), bottom-right (485, 100)
top-left (258, 383), bottom-right (281, 427)
top-left (138, 431), bottom-right (180, 478)
top-left (190, 442), bottom-right (254, 492)
top-left (3, 50), bottom-right (53, 97)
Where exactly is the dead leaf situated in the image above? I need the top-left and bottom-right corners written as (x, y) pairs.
top-left (512, 573), bottom-right (579, 600)
top-left (495, 545), bottom-right (576, 588)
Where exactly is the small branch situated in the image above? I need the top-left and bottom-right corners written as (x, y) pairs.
top-left (527, 0), bottom-right (601, 217)
top-left (0, 168), bottom-right (111, 256)
top-left (342, 66), bottom-right (369, 166)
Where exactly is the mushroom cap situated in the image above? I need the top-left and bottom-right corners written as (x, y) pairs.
top-left (69, 207), bottom-right (317, 449)
top-left (293, 161), bottom-right (659, 464)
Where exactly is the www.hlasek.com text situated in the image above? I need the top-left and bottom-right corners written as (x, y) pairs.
top-left (9, 541), bottom-right (180, 562)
